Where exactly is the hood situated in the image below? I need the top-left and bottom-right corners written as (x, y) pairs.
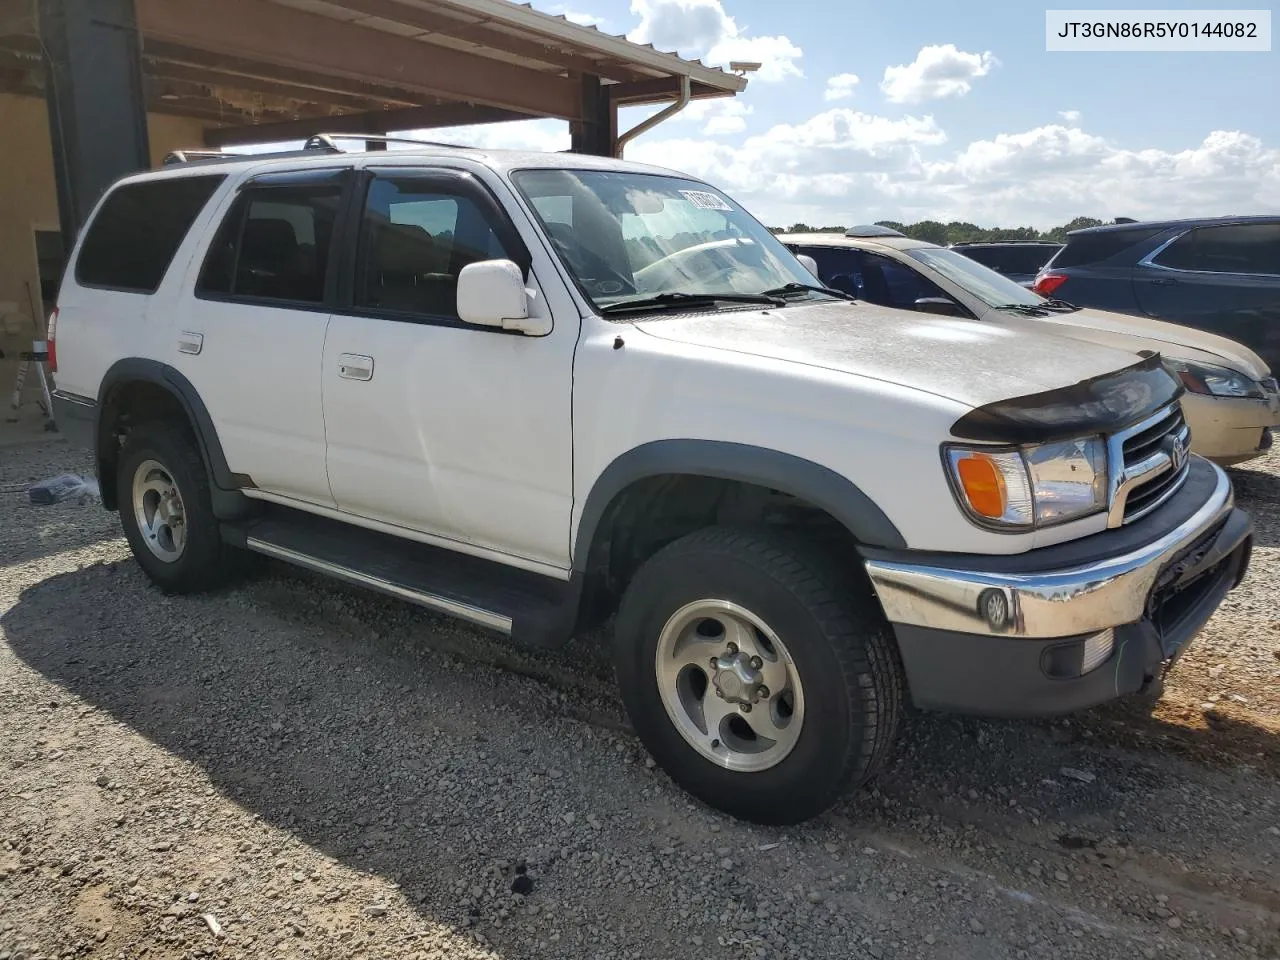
top-left (1009, 306), bottom-right (1270, 380)
top-left (628, 299), bottom-right (1151, 409)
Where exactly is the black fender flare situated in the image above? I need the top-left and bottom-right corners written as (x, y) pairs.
top-left (96, 358), bottom-right (251, 517)
top-left (571, 439), bottom-right (906, 572)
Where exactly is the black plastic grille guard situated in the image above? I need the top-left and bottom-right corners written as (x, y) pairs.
top-left (949, 352), bottom-right (1184, 445)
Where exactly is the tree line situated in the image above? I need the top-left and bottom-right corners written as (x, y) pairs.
top-left (770, 216), bottom-right (1135, 244)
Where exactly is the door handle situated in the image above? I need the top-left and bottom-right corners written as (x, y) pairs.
top-left (338, 353), bottom-right (374, 381)
top-left (177, 331), bottom-right (203, 355)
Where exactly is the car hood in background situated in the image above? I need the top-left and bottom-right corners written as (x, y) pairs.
top-left (1010, 306), bottom-right (1271, 381)
top-left (628, 299), bottom-right (1150, 410)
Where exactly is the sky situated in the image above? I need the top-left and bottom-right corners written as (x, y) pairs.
top-left (402, 0), bottom-right (1280, 230)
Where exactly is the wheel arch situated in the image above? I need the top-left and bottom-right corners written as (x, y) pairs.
top-left (573, 440), bottom-right (906, 573)
top-left (95, 358), bottom-right (252, 518)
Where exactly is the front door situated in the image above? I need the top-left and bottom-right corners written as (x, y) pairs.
top-left (321, 166), bottom-right (577, 571)
top-left (172, 168), bottom-right (351, 507)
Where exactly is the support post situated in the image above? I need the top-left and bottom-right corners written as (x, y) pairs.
top-left (38, 0), bottom-right (151, 241)
top-left (569, 74), bottom-right (616, 157)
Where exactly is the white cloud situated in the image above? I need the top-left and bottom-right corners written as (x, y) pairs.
top-left (414, 108), bottom-right (1279, 233)
top-left (627, 0), bottom-right (803, 82)
top-left (880, 44), bottom-right (998, 104)
top-left (1059, 109), bottom-right (1082, 124)
top-left (541, 3), bottom-right (605, 26)
top-left (824, 73), bottom-right (860, 102)
top-left (679, 98), bottom-right (753, 135)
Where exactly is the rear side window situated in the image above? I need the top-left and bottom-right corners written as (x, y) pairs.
top-left (197, 182), bottom-right (343, 305)
top-left (75, 174), bottom-right (225, 293)
top-left (1053, 228), bottom-right (1164, 268)
top-left (1154, 224), bottom-right (1280, 275)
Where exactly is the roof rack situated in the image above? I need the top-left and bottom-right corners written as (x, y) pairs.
top-left (845, 224), bottom-right (905, 238)
top-left (161, 131), bottom-right (479, 168)
top-left (302, 133), bottom-right (478, 152)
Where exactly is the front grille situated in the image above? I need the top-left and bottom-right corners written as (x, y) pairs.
top-left (1119, 405), bottom-right (1190, 523)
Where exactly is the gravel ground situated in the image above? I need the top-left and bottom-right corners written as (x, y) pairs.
top-left (1, 431), bottom-right (1278, 960)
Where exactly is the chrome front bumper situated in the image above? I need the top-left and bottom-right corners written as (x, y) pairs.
top-left (864, 458), bottom-right (1240, 640)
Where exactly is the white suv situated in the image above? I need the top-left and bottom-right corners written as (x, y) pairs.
top-left (48, 136), bottom-right (1254, 824)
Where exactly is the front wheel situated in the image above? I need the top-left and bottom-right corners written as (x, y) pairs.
top-left (613, 526), bottom-right (903, 825)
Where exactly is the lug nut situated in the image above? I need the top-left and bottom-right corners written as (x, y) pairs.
top-left (740, 703), bottom-right (752, 713)
top-left (757, 685), bottom-right (769, 699)
top-left (750, 656), bottom-right (763, 669)
top-left (710, 657), bottom-right (719, 667)
top-left (726, 642), bottom-right (738, 655)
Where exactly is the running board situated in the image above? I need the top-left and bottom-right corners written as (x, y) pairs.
top-left (224, 504), bottom-right (580, 647)
top-left (245, 536), bottom-right (513, 634)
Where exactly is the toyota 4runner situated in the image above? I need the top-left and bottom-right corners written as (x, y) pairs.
top-left (48, 135), bottom-right (1254, 825)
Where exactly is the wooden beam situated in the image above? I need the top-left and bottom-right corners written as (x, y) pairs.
top-left (135, 0), bottom-right (580, 119)
top-left (331, 0), bottom-right (639, 83)
top-left (141, 42), bottom-right (425, 108)
top-left (204, 102), bottom-right (530, 147)
top-left (609, 77), bottom-right (730, 105)
top-left (145, 60), bottom-right (392, 112)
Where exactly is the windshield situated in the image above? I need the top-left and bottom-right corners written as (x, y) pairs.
top-left (906, 246), bottom-right (1048, 308)
top-left (510, 169), bottom-right (821, 310)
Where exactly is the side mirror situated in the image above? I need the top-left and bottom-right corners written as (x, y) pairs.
top-left (914, 296), bottom-right (961, 317)
top-left (456, 259), bottom-right (550, 336)
top-left (795, 254), bottom-right (819, 278)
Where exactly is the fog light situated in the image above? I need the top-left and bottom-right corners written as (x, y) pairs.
top-left (1080, 628), bottom-right (1115, 674)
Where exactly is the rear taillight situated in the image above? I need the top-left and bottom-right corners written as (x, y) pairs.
top-left (1032, 273), bottom-right (1067, 297)
top-left (46, 307), bottom-right (58, 372)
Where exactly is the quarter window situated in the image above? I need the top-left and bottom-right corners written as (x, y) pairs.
top-left (76, 174), bottom-right (225, 293)
top-left (355, 176), bottom-right (516, 319)
top-left (197, 183), bottom-right (342, 305)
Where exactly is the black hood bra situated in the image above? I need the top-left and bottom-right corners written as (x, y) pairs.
top-left (949, 352), bottom-right (1183, 445)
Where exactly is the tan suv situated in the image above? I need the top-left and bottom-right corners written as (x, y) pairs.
top-left (783, 227), bottom-right (1280, 466)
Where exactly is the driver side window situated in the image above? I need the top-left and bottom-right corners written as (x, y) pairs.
top-left (355, 176), bottom-right (516, 321)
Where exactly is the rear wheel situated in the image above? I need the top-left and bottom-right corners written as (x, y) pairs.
top-left (613, 526), bottom-right (902, 825)
top-left (117, 421), bottom-right (235, 593)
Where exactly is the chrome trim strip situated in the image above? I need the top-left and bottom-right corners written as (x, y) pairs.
top-left (245, 537), bottom-right (513, 634)
top-left (50, 389), bottom-right (96, 407)
top-left (865, 458), bottom-right (1234, 639)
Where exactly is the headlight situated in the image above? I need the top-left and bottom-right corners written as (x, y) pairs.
top-left (1163, 358), bottom-right (1264, 399)
top-left (944, 436), bottom-right (1108, 529)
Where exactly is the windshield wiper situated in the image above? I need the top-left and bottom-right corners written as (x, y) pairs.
top-left (1039, 297), bottom-right (1081, 311)
top-left (759, 282), bottom-right (856, 302)
top-left (992, 303), bottom-right (1052, 316)
top-left (600, 291), bottom-right (787, 316)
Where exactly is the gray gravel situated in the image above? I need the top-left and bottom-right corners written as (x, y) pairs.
top-left (1, 430), bottom-right (1278, 960)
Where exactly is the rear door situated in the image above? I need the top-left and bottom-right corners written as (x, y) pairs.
top-left (1134, 223), bottom-right (1280, 372)
top-left (172, 167), bottom-right (351, 507)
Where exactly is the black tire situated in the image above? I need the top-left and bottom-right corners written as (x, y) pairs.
top-left (116, 420), bottom-right (234, 594)
top-left (613, 525), bottom-right (903, 825)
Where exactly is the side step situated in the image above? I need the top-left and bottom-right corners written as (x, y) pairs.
top-left (222, 504), bottom-right (579, 647)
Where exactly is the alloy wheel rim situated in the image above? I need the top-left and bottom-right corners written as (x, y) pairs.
top-left (654, 599), bottom-right (805, 772)
top-left (131, 459), bottom-right (187, 562)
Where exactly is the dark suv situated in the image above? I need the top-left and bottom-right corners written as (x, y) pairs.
top-left (948, 241), bottom-right (1062, 288)
top-left (1033, 216), bottom-right (1280, 373)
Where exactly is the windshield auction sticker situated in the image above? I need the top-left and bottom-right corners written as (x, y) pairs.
top-left (1046, 9), bottom-right (1271, 50)
top-left (679, 190), bottom-right (733, 211)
